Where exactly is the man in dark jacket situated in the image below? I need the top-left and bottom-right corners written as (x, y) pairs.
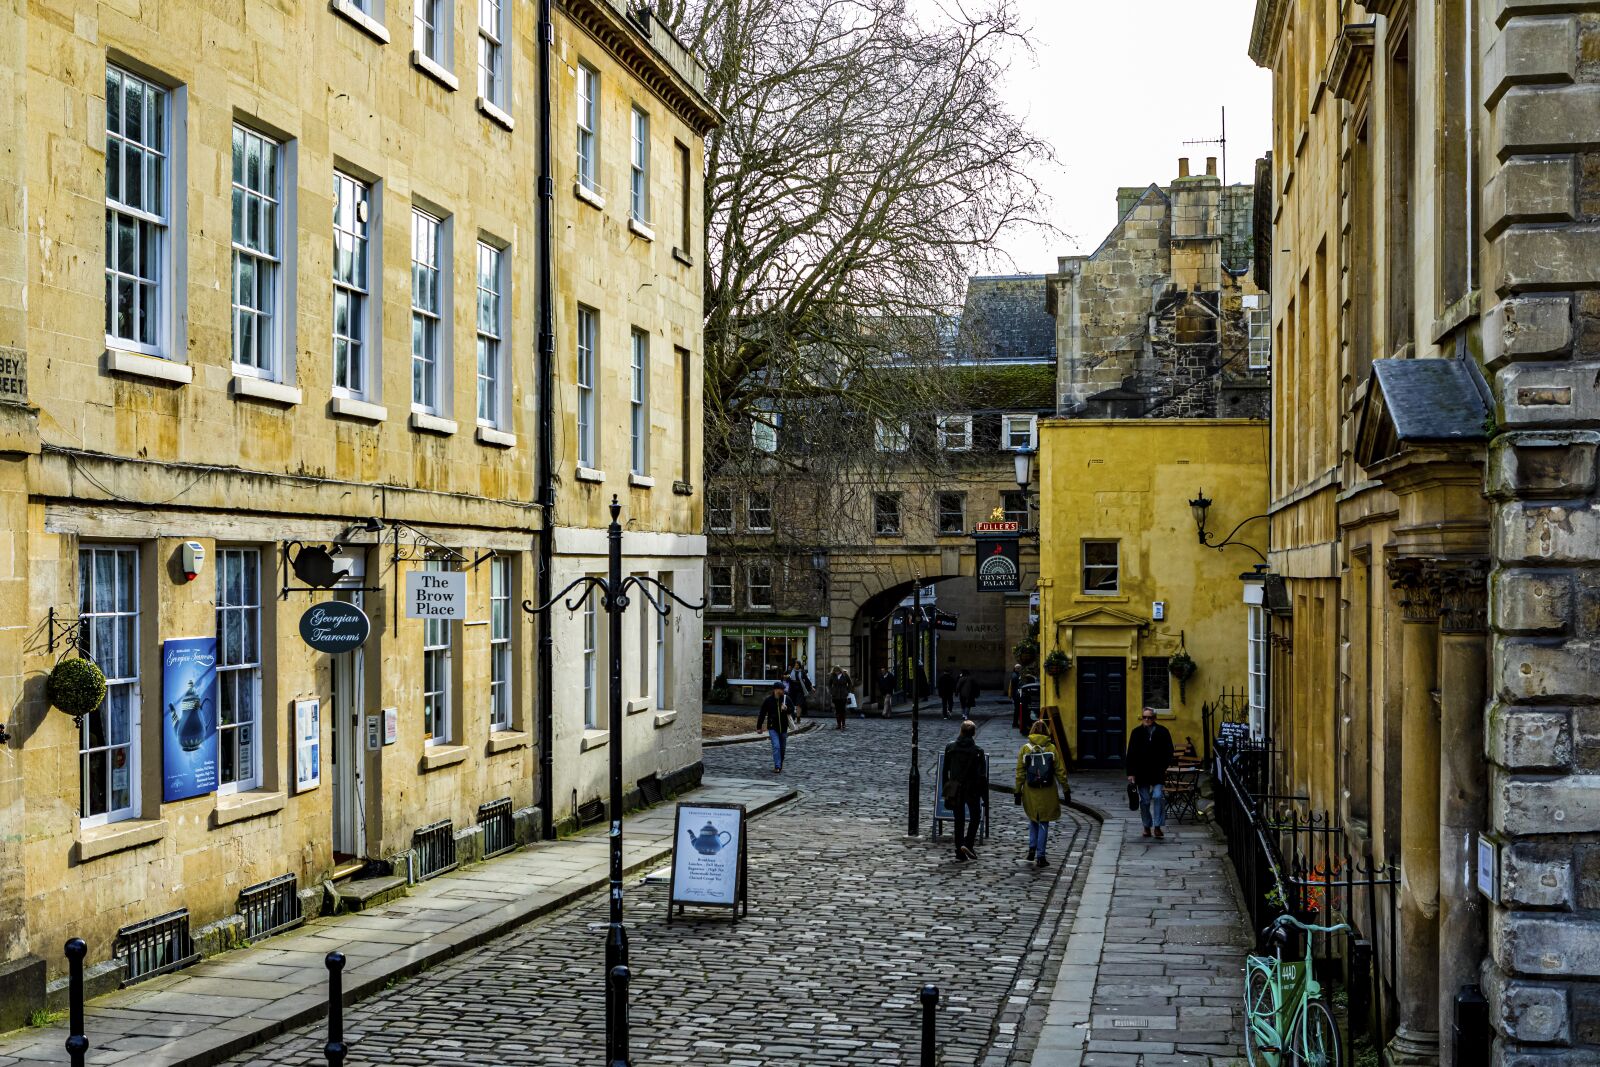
top-left (943, 720), bottom-right (988, 861)
top-left (936, 669), bottom-right (957, 719)
top-left (827, 666), bottom-right (853, 730)
top-left (1009, 664), bottom-right (1026, 733)
top-left (1125, 707), bottom-right (1175, 838)
top-left (956, 670), bottom-right (980, 717)
top-left (755, 683), bottom-right (790, 773)
top-left (878, 667), bottom-right (897, 718)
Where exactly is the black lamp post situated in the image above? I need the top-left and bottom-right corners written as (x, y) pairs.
top-left (523, 496), bottom-right (704, 1065)
top-left (1187, 487), bottom-right (1268, 563)
top-left (906, 575), bottom-right (923, 837)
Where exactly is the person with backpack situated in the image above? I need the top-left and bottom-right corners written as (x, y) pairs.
top-left (755, 682), bottom-right (790, 773)
top-left (936, 668), bottom-right (957, 720)
top-left (957, 669), bottom-right (980, 717)
top-left (878, 666), bottom-right (897, 718)
top-left (1015, 719), bottom-right (1070, 868)
top-left (943, 720), bottom-right (988, 861)
top-left (827, 666), bottom-right (853, 730)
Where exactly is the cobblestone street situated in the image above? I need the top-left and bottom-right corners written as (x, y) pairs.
top-left (228, 709), bottom-right (1091, 1066)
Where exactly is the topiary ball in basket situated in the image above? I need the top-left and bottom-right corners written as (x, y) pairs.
top-left (48, 657), bottom-right (107, 719)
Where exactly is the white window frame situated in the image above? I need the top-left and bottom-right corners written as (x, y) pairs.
top-left (656, 574), bottom-right (673, 709)
top-left (630, 106), bottom-right (650, 224)
top-left (1247, 603), bottom-right (1268, 739)
top-left (751, 414), bottom-right (778, 453)
top-left (415, 0), bottom-right (452, 70)
top-left (576, 306), bottom-right (597, 467)
top-left (636, 571), bottom-right (651, 698)
top-left (630, 328), bottom-right (649, 475)
top-left (477, 0), bottom-right (509, 109)
top-left (230, 125), bottom-right (285, 380)
top-left (78, 545), bottom-right (141, 827)
top-left (489, 556), bottom-right (513, 731)
top-left (746, 562), bottom-right (773, 609)
top-left (875, 418), bottom-right (910, 453)
top-left (216, 547), bottom-right (262, 793)
top-left (333, 171), bottom-right (375, 399)
top-left (874, 492), bottom-right (902, 536)
top-left (1248, 305), bottom-right (1272, 369)
top-left (936, 414), bottom-right (972, 451)
top-left (707, 487), bottom-right (734, 533)
top-left (746, 490), bottom-right (772, 533)
top-left (582, 585), bottom-right (599, 728)
top-left (1082, 539), bottom-right (1120, 595)
top-left (708, 565), bottom-right (734, 610)
top-left (576, 63), bottom-right (599, 192)
top-left (422, 559), bottom-right (454, 745)
top-left (105, 65), bottom-right (173, 358)
top-left (936, 491), bottom-right (965, 535)
top-left (411, 208), bottom-right (447, 414)
top-left (476, 240), bottom-right (507, 428)
top-left (1003, 414), bottom-right (1038, 451)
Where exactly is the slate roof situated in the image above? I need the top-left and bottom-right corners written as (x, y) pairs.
top-left (1371, 358), bottom-right (1490, 442)
top-left (957, 275), bottom-right (1056, 362)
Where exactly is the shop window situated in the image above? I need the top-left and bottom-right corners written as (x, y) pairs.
top-left (216, 548), bottom-right (262, 791)
top-left (78, 545), bottom-right (141, 825)
top-left (720, 625), bottom-right (808, 683)
top-left (422, 559), bottom-right (454, 744)
top-left (489, 556), bottom-right (512, 730)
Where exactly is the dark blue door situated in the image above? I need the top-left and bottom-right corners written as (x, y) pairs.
top-left (1075, 657), bottom-right (1127, 767)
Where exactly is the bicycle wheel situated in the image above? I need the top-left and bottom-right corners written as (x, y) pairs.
top-left (1289, 998), bottom-right (1339, 1067)
top-left (1243, 965), bottom-right (1279, 1066)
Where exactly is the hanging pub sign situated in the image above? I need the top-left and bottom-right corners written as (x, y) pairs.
top-left (161, 637), bottom-right (220, 802)
top-left (298, 601), bottom-right (371, 652)
top-left (975, 537), bottom-right (1021, 593)
top-left (405, 570), bottom-right (466, 619)
top-left (668, 802), bottom-right (749, 922)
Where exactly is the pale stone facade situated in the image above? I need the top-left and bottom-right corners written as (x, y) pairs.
top-left (1250, 1), bottom-right (1600, 1063)
top-left (0, 0), bottom-right (711, 1010)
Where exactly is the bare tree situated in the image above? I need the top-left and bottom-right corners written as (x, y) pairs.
top-left (663, 0), bottom-right (1054, 501)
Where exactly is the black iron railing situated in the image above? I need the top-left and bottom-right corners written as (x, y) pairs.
top-left (114, 909), bottom-right (199, 985)
top-left (239, 873), bottom-right (304, 941)
top-left (412, 820), bottom-right (459, 881)
top-left (478, 797), bottom-right (516, 859)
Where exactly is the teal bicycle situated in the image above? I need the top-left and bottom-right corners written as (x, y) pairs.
top-left (1243, 913), bottom-right (1348, 1066)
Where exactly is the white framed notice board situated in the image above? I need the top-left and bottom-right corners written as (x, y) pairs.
top-left (668, 802), bottom-right (749, 922)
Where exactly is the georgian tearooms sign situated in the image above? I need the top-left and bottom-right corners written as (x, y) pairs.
top-left (298, 601), bottom-right (372, 652)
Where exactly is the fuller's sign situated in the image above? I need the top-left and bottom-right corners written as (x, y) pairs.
top-left (974, 520), bottom-right (1020, 534)
top-left (975, 537), bottom-right (1021, 592)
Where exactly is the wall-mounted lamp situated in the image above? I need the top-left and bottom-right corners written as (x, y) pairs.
top-left (1187, 488), bottom-right (1268, 563)
top-left (1013, 449), bottom-right (1035, 493)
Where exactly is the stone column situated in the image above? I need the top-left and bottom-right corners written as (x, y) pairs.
top-left (1434, 561), bottom-right (1488, 1067)
top-left (1386, 557), bottom-right (1441, 1065)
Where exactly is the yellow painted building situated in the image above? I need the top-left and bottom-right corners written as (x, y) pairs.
top-left (0, 0), bottom-right (713, 1011)
top-left (1035, 420), bottom-right (1267, 765)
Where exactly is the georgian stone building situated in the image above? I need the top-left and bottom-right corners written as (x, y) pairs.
top-left (0, 0), bottom-right (711, 1014)
top-left (1250, 1), bottom-right (1600, 1063)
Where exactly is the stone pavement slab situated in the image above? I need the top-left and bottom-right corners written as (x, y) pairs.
top-left (0, 777), bottom-right (793, 1067)
top-left (1028, 773), bottom-right (1252, 1067)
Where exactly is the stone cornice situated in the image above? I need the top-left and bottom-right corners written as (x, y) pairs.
top-left (1363, 0), bottom-right (1409, 20)
top-left (561, 0), bottom-right (720, 134)
top-left (1248, 0), bottom-right (1288, 68)
top-left (1326, 22), bottom-right (1376, 102)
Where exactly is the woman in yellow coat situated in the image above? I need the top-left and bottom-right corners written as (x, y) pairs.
top-left (1015, 719), bottom-right (1070, 868)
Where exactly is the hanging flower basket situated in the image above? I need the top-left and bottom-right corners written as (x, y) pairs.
top-left (1012, 636), bottom-right (1039, 667)
top-left (1042, 649), bottom-right (1072, 677)
top-left (47, 657), bottom-right (107, 720)
top-left (1168, 651), bottom-right (1197, 682)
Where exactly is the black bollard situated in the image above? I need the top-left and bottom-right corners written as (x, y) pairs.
top-left (919, 984), bottom-right (939, 1067)
top-left (608, 964), bottom-right (631, 1066)
top-left (63, 939), bottom-right (87, 1067)
top-left (324, 952), bottom-right (347, 1066)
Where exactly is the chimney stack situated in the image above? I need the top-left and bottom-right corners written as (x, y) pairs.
top-left (1178, 157), bottom-right (1190, 178)
top-left (1206, 156), bottom-right (1218, 177)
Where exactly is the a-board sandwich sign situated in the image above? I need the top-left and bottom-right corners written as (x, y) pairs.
top-left (668, 802), bottom-right (748, 921)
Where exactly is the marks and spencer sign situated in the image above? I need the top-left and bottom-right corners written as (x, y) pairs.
top-left (298, 601), bottom-right (371, 652)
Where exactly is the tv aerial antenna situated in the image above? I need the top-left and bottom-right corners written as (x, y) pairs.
top-left (1182, 106), bottom-right (1227, 186)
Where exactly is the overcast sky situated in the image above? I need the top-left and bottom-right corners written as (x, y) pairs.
top-left (989, 2), bottom-right (1272, 276)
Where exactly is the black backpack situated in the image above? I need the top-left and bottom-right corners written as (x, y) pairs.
top-left (1023, 745), bottom-right (1055, 789)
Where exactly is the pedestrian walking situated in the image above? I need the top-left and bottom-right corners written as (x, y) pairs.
top-left (956, 669), bottom-right (980, 717)
top-left (936, 668), bottom-right (957, 719)
top-left (756, 682), bottom-right (790, 773)
top-left (1015, 720), bottom-right (1070, 868)
top-left (786, 660), bottom-right (814, 720)
top-left (878, 666), bottom-right (897, 718)
top-left (1008, 663), bottom-right (1026, 734)
top-left (828, 666), bottom-right (853, 730)
top-left (943, 720), bottom-right (988, 861)
top-left (1126, 707), bottom-right (1175, 838)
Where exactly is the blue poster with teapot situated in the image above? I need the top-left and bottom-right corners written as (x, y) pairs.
top-left (162, 637), bottom-right (219, 802)
top-left (668, 802), bottom-right (748, 921)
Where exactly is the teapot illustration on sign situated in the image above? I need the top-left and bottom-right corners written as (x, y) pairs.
top-left (685, 821), bottom-right (733, 855)
top-left (168, 679), bottom-right (213, 752)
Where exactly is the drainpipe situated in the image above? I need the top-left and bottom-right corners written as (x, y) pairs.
top-left (535, 0), bottom-right (557, 839)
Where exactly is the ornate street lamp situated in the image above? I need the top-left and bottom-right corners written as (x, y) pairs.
top-left (1186, 487), bottom-right (1267, 563)
top-left (1188, 489), bottom-right (1213, 543)
top-left (523, 496), bottom-right (704, 1066)
top-left (1013, 448), bottom-right (1035, 493)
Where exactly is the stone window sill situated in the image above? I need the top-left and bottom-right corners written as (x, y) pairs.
top-left (330, 0), bottom-right (390, 43)
top-left (628, 218), bottom-right (655, 242)
top-left (487, 730), bottom-right (530, 755)
top-left (411, 50), bottom-right (458, 90)
top-left (77, 818), bottom-right (168, 863)
top-left (626, 697), bottom-right (651, 715)
top-left (577, 466), bottom-right (605, 483)
top-left (672, 247), bottom-right (693, 267)
top-left (653, 710), bottom-right (677, 729)
top-left (331, 395), bottom-right (388, 423)
top-left (574, 182), bottom-right (606, 211)
top-left (477, 96), bottom-right (514, 130)
top-left (477, 425), bottom-right (516, 448)
top-left (420, 744), bottom-right (468, 772)
top-left (1075, 593), bottom-right (1129, 603)
top-left (231, 375), bottom-right (302, 406)
top-left (212, 789), bottom-right (288, 828)
top-left (580, 729), bottom-right (610, 752)
top-left (104, 349), bottom-right (192, 385)
top-left (629, 473), bottom-right (655, 488)
top-left (410, 410), bottom-right (458, 436)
